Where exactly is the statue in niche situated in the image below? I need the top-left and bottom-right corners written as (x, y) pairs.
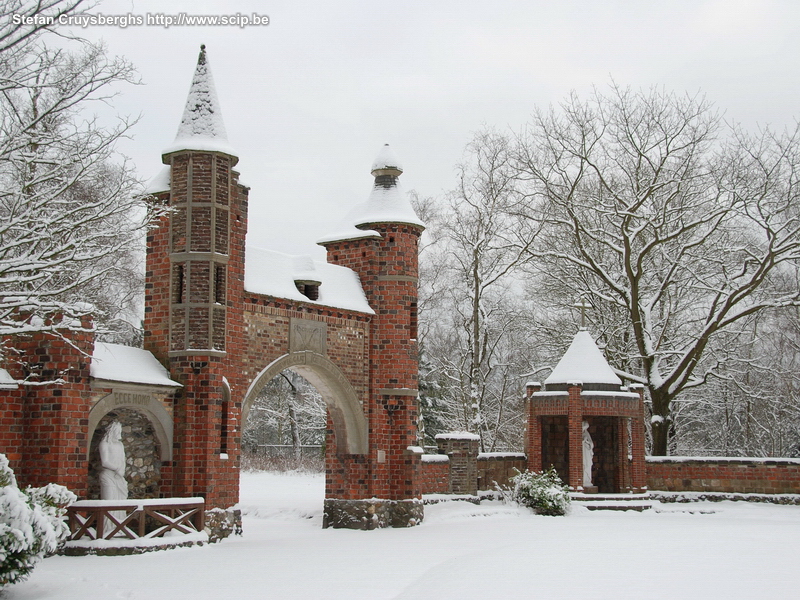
top-left (99, 421), bottom-right (128, 501)
top-left (582, 420), bottom-right (594, 488)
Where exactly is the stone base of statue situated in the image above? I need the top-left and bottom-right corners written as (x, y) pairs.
top-left (582, 485), bottom-right (599, 494)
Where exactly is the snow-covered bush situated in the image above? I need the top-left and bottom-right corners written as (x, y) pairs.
top-left (0, 454), bottom-right (76, 588)
top-left (509, 468), bottom-right (570, 516)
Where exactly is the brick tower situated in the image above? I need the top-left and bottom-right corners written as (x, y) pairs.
top-left (319, 145), bottom-right (426, 525)
top-left (143, 48), bottom-right (426, 525)
top-left (144, 45), bottom-right (246, 507)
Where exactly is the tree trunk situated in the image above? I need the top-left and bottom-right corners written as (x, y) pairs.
top-left (650, 388), bottom-right (672, 456)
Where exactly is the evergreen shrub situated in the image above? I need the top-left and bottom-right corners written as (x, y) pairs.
top-left (509, 468), bottom-right (570, 516)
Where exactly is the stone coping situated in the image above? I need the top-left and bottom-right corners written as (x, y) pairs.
top-left (646, 456), bottom-right (800, 465)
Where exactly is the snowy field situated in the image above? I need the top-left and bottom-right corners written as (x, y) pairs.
top-left (6, 471), bottom-right (800, 600)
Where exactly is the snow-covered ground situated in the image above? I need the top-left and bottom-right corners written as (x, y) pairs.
top-left (7, 471), bottom-right (800, 600)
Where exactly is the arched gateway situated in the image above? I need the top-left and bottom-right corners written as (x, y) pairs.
top-left (0, 46), bottom-right (425, 528)
top-left (138, 47), bottom-right (425, 527)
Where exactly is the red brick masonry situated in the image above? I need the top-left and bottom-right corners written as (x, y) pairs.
top-left (420, 453), bottom-right (800, 496)
top-left (646, 456), bottom-right (800, 495)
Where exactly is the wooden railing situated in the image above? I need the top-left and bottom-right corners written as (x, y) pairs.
top-left (67, 498), bottom-right (205, 541)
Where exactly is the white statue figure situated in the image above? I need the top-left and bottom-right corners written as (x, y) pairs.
top-left (582, 420), bottom-right (594, 488)
top-left (99, 421), bottom-right (128, 501)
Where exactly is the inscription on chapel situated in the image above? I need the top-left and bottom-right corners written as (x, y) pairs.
top-left (289, 318), bottom-right (327, 355)
top-left (112, 390), bottom-right (154, 406)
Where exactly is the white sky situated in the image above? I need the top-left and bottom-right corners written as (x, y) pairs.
top-left (69, 0), bottom-right (800, 258)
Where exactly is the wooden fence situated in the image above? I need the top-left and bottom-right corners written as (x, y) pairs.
top-left (67, 498), bottom-right (205, 541)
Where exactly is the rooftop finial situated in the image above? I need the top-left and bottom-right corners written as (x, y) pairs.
top-left (198, 44), bottom-right (206, 65)
top-left (371, 144), bottom-right (403, 177)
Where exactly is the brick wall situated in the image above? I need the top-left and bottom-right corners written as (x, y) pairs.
top-left (0, 315), bottom-right (94, 496)
top-left (477, 453), bottom-right (527, 490)
top-left (418, 455), bottom-right (449, 494)
top-left (646, 457), bottom-right (800, 494)
top-left (420, 452), bottom-right (800, 497)
top-left (436, 434), bottom-right (480, 495)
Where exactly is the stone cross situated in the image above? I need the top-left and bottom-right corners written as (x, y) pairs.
top-left (573, 297), bottom-right (593, 328)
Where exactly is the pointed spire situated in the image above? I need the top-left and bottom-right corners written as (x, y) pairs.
top-left (162, 44), bottom-right (237, 160)
top-left (544, 329), bottom-right (622, 387)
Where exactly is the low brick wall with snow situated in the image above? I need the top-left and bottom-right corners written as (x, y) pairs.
top-left (419, 454), bottom-right (450, 494)
top-left (477, 453), bottom-right (527, 490)
top-left (646, 457), bottom-right (800, 494)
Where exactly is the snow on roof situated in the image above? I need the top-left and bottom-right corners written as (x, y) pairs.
top-left (354, 176), bottom-right (425, 229)
top-left (544, 329), bottom-right (622, 386)
top-left (144, 165), bottom-right (171, 194)
top-left (0, 368), bottom-right (18, 389)
top-left (91, 342), bottom-right (181, 388)
top-left (244, 245), bottom-right (374, 314)
top-left (162, 45), bottom-right (237, 158)
top-left (371, 143), bottom-right (403, 173)
top-left (318, 144), bottom-right (424, 245)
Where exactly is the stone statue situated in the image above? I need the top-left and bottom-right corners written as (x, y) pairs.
top-left (99, 421), bottom-right (128, 501)
top-left (582, 420), bottom-right (594, 488)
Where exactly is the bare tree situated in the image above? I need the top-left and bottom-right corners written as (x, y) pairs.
top-left (0, 1), bottom-right (158, 368)
top-left (513, 83), bottom-right (800, 454)
top-left (242, 370), bottom-right (327, 466)
top-left (674, 306), bottom-right (800, 456)
top-left (418, 130), bottom-right (541, 450)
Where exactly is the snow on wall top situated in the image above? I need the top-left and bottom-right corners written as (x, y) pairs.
top-left (318, 145), bottom-right (424, 245)
top-left (91, 342), bottom-right (181, 387)
top-left (244, 245), bottom-right (374, 314)
top-left (544, 329), bottom-right (622, 386)
top-left (435, 431), bottom-right (481, 441)
top-left (162, 45), bottom-right (237, 158)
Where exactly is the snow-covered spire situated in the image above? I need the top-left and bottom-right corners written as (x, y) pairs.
top-left (371, 143), bottom-right (403, 176)
top-left (162, 44), bottom-right (237, 160)
top-left (317, 144), bottom-right (425, 245)
top-left (354, 144), bottom-right (422, 229)
top-left (544, 329), bottom-right (622, 387)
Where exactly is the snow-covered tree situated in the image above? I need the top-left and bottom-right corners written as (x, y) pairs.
top-left (0, 453), bottom-right (75, 588)
top-left (0, 0), bottom-right (157, 365)
top-left (418, 130), bottom-right (541, 450)
top-left (513, 83), bottom-right (800, 454)
top-left (242, 371), bottom-right (327, 465)
top-left (673, 307), bottom-right (800, 456)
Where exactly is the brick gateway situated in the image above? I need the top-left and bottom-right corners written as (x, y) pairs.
top-left (1, 47), bottom-right (425, 529)
top-left (141, 47), bottom-right (425, 527)
top-left (5, 48), bottom-right (795, 529)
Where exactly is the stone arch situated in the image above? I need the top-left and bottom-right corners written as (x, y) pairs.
top-left (88, 391), bottom-right (173, 461)
top-left (242, 351), bottom-right (368, 455)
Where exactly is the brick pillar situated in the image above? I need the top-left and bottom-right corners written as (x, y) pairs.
top-left (321, 167), bottom-right (424, 504)
top-left (11, 315), bottom-right (94, 496)
top-left (567, 382), bottom-right (584, 490)
top-left (630, 385), bottom-right (647, 492)
top-left (525, 382), bottom-right (542, 473)
top-left (318, 148), bottom-right (426, 527)
top-left (147, 147), bottom-right (243, 509)
top-left (616, 417), bottom-right (631, 493)
top-left (436, 433), bottom-right (480, 495)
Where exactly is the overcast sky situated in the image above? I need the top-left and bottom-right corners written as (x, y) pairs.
top-left (72, 0), bottom-right (800, 258)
